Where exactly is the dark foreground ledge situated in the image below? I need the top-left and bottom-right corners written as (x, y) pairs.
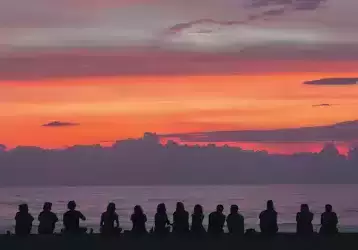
top-left (1, 233), bottom-right (357, 250)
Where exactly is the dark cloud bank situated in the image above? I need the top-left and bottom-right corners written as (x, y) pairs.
top-left (2, 121), bottom-right (358, 186)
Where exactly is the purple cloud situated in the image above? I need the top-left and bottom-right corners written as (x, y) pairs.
top-left (304, 78), bottom-right (358, 85)
top-left (42, 121), bottom-right (79, 127)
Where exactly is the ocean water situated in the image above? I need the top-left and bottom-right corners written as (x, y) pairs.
top-left (1, 185), bottom-right (358, 234)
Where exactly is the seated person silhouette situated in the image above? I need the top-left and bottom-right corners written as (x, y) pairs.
top-left (320, 204), bottom-right (338, 235)
top-left (259, 200), bottom-right (278, 236)
top-left (154, 203), bottom-right (171, 235)
top-left (38, 202), bottom-right (59, 234)
top-left (208, 204), bottom-right (226, 235)
top-left (227, 204), bottom-right (245, 235)
top-left (173, 202), bottom-right (189, 234)
top-left (15, 204), bottom-right (34, 236)
top-left (131, 205), bottom-right (147, 235)
top-left (191, 204), bottom-right (206, 234)
top-left (296, 204), bottom-right (314, 236)
top-left (100, 202), bottom-right (122, 235)
top-left (63, 201), bottom-right (87, 234)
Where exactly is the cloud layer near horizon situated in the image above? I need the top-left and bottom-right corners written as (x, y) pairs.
top-left (2, 130), bottom-right (358, 186)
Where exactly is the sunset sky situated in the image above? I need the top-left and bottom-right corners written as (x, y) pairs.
top-left (1, 0), bottom-right (358, 153)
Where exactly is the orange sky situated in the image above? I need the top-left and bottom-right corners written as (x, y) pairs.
top-left (1, 71), bottom-right (358, 150)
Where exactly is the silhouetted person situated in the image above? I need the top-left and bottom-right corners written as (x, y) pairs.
top-left (259, 200), bottom-right (278, 236)
top-left (154, 203), bottom-right (171, 235)
top-left (173, 202), bottom-right (189, 234)
top-left (191, 204), bottom-right (205, 234)
top-left (100, 202), bottom-right (122, 235)
top-left (320, 204), bottom-right (338, 236)
top-left (227, 204), bottom-right (244, 235)
top-left (208, 205), bottom-right (226, 235)
top-left (38, 202), bottom-right (58, 234)
top-left (15, 204), bottom-right (34, 236)
top-left (63, 201), bottom-right (87, 234)
top-left (131, 205), bottom-right (147, 235)
top-left (296, 204), bottom-right (313, 236)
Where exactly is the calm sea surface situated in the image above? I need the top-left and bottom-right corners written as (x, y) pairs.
top-left (1, 185), bottom-right (358, 233)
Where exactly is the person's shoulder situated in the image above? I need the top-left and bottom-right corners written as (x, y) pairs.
top-left (76, 210), bottom-right (83, 215)
top-left (64, 210), bottom-right (73, 217)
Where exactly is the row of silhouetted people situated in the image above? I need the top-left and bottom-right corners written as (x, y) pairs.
top-left (14, 200), bottom-right (339, 236)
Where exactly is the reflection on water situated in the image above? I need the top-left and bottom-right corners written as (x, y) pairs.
top-left (1, 185), bottom-right (358, 233)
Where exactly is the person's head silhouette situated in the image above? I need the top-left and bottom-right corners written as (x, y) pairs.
top-left (19, 204), bottom-right (29, 213)
top-left (157, 203), bottom-right (166, 214)
top-left (325, 204), bottom-right (333, 212)
top-left (267, 200), bottom-right (274, 210)
top-left (216, 204), bottom-right (224, 213)
top-left (301, 204), bottom-right (309, 213)
top-left (134, 205), bottom-right (143, 215)
top-left (67, 201), bottom-right (76, 211)
top-left (107, 202), bottom-right (116, 213)
top-left (176, 202), bottom-right (185, 212)
top-left (230, 204), bottom-right (239, 214)
top-left (43, 202), bottom-right (52, 211)
top-left (193, 204), bottom-right (203, 215)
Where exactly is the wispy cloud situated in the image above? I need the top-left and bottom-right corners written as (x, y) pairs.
top-left (312, 103), bottom-right (336, 107)
top-left (247, 0), bottom-right (326, 11)
top-left (160, 120), bottom-right (358, 143)
top-left (166, 0), bottom-right (327, 35)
